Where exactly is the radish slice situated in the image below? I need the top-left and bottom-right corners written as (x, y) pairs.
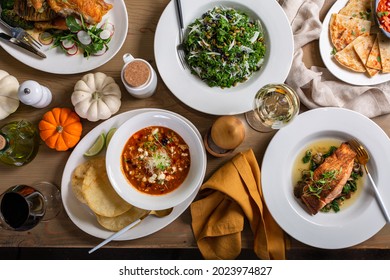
top-left (38, 32), bottom-right (53, 45)
top-left (67, 45), bottom-right (78, 56)
top-left (75, 18), bottom-right (82, 26)
top-left (61, 39), bottom-right (75, 49)
top-left (77, 30), bottom-right (92, 45)
top-left (93, 45), bottom-right (107, 56)
top-left (99, 29), bottom-right (111, 40)
top-left (102, 22), bottom-right (115, 37)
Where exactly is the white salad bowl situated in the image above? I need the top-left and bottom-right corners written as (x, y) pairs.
top-left (106, 111), bottom-right (207, 210)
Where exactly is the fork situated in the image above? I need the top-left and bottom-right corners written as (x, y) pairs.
top-left (348, 139), bottom-right (390, 223)
top-left (0, 16), bottom-right (42, 49)
top-left (174, 0), bottom-right (187, 69)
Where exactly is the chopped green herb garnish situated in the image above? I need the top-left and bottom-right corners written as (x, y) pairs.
top-left (302, 150), bottom-right (312, 164)
top-left (377, 11), bottom-right (389, 18)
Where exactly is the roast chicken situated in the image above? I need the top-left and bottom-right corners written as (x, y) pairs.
top-left (46, 0), bottom-right (112, 24)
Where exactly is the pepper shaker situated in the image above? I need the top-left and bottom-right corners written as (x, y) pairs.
top-left (204, 116), bottom-right (245, 157)
top-left (18, 80), bottom-right (52, 108)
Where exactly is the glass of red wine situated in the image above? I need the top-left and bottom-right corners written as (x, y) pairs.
top-left (0, 182), bottom-right (61, 231)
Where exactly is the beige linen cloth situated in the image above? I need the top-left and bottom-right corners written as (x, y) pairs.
top-left (281, 0), bottom-right (390, 118)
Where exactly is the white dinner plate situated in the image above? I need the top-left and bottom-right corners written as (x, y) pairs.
top-left (261, 107), bottom-right (390, 249)
top-left (0, 0), bottom-right (127, 74)
top-left (154, 0), bottom-right (293, 115)
top-left (319, 0), bottom-right (390, 85)
top-left (61, 109), bottom-right (206, 240)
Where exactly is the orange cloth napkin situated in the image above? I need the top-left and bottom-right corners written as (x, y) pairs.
top-left (190, 149), bottom-right (285, 260)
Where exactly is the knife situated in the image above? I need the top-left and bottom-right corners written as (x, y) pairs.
top-left (0, 32), bottom-right (46, 58)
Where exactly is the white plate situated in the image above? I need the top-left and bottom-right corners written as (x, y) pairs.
top-left (262, 108), bottom-right (390, 249)
top-left (0, 0), bottom-right (127, 74)
top-left (61, 109), bottom-right (206, 240)
top-left (319, 0), bottom-right (390, 85)
top-left (154, 0), bottom-right (293, 115)
top-left (106, 111), bottom-right (206, 210)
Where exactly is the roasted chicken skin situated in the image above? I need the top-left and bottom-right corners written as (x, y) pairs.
top-left (301, 143), bottom-right (357, 215)
top-left (28, 0), bottom-right (46, 12)
top-left (46, 0), bottom-right (112, 24)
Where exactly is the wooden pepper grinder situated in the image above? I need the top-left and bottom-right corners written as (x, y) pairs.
top-left (18, 80), bottom-right (52, 108)
top-left (204, 116), bottom-right (245, 157)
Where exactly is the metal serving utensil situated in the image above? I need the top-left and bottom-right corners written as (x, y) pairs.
top-left (0, 32), bottom-right (46, 58)
top-left (88, 208), bottom-right (174, 254)
top-left (348, 139), bottom-right (390, 223)
top-left (0, 14), bottom-right (42, 49)
top-left (174, 0), bottom-right (187, 69)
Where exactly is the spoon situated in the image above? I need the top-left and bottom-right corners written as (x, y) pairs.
top-left (88, 208), bottom-right (174, 254)
top-left (348, 139), bottom-right (390, 223)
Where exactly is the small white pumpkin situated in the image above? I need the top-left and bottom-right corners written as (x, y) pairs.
top-left (71, 72), bottom-right (122, 122)
top-left (0, 70), bottom-right (19, 120)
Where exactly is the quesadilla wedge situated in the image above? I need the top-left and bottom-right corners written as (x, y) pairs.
top-left (353, 34), bottom-right (379, 76)
top-left (330, 13), bottom-right (371, 51)
top-left (334, 35), bottom-right (368, 73)
top-left (378, 33), bottom-right (390, 73)
top-left (338, 0), bottom-right (373, 21)
top-left (366, 36), bottom-right (382, 70)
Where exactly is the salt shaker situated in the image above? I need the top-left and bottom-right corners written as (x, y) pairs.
top-left (18, 80), bottom-right (52, 108)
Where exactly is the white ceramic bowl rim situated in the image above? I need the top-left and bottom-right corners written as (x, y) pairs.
top-left (106, 111), bottom-right (206, 210)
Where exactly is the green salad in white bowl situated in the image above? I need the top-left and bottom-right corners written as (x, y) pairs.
top-left (184, 6), bottom-right (266, 88)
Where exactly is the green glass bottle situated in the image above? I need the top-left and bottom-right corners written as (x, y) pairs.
top-left (0, 120), bottom-right (40, 167)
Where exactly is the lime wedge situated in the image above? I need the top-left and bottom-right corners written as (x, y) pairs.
top-left (105, 127), bottom-right (117, 148)
top-left (84, 133), bottom-right (106, 157)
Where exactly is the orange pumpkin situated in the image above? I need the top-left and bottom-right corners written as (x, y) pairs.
top-left (39, 107), bottom-right (82, 151)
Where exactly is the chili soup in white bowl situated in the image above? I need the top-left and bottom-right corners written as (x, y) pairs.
top-left (106, 111), bottom-right (207, 210)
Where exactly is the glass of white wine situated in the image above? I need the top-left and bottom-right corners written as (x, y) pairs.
top-left (245, 84), bottom-right (300, 132)
top-left (0, 182), bottom-right (61, 231)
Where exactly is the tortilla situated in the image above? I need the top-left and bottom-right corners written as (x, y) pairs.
top-left (338, 0), bottom-right (373, 22)
top-left (71, 156), bottom-right (105, 204)
top-left (82, 162), bottom-right (132, 217)
top-left (334, 36), bottom-right (367, 72)
top-left (353, 34), bottom-right (379, 76)
top-left (330, 13), bottom-right (371, 51)
top-left (366, 36), bottom-right (382, 70)
top-left (96, 207), bottom-right (149, 231)
top-left (378, 33), bottom-right (390, 73)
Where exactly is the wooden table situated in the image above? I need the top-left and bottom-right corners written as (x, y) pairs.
top-left (1, 0), bottom-right (390, 259)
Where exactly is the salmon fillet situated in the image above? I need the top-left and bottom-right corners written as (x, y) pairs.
top-left (301, 143), bottom-right (356, 214)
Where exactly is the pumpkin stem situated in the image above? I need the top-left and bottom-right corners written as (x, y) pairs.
top-left (92, 91), bottom-right (102, 100)
top-left (56, 126), bottom-right (63, 133)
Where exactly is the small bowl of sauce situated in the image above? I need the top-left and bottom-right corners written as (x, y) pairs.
top-left (121, 53), bottom-right (158, 98)
top-left (376, 0), bottom-right (390, 38)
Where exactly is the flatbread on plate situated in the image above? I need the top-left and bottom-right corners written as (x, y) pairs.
top-left (330, 13), bottom-right (371, 51)
top-left (366, 36), bottom-right (382, 70)
top-left (96, 207), bottom-right (149, 231)
top-left (71, 156), bottom-right (105, 204)
top-left (334, 35), bottom-right (367, 72)
top-left (353, 34), bottom-right (379, 76)
top-left (82, 162), bottom-right (132, 217)
top-left (378, 33), bottom-right (390, 73)
top-left (338, 0), bottom-right (373, 22)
